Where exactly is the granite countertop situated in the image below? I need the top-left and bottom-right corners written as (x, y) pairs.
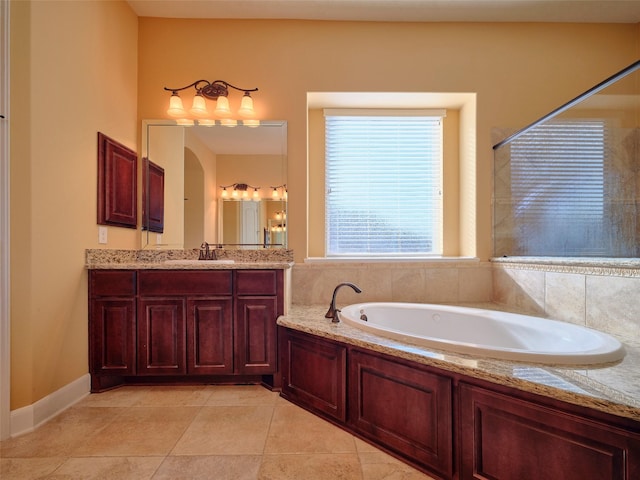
top-left (87, 261), bottom-right (294, 270)
top-left (85, 248), bottom-right (294, 270)
top-left (278, 305), bottom-right (640, 422)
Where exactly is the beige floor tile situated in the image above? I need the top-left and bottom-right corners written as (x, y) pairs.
top-left (171, 406), bottom-right (273, 455)
top-left (77, 387), bottom-right (151, 408)
top-left (205, 385), bottom-right (279, 406)
top-left (129, 386), bottom-right (214, 407)
top-left (152, 455), bottom-right (262, 479)
top-left (259, 453), bottom-right (363, 480)
top-left (45, 456), bottom-right (164, 479)
top-left (361, 462), bottom-right (436, 480)
top-left (0, 407), bottom-right (123, 458)
top-left (72, 406), bottom-right (200, 456)
top-left (265, 404), bottom-right (357, 454)
top-left (0, 457), bottom-right (65, 479)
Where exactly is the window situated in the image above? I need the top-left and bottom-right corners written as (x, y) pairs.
top-left (509, 119), bottom-right (607, 255)
top-left (325, 110), bottom-right (444, 256)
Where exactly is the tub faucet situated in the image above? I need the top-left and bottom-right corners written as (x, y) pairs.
top-left (325, 282), bottom-right (362, 323)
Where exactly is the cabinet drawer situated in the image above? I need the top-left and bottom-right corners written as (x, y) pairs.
top-left (90, 270), bottom-right (136, 297)
top-left (139, 270), bottom-right (232, 296)
top-left (235, 270), bottom-right (278, 295)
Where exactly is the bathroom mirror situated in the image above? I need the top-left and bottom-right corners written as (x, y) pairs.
top-left (141, 120), bottom-right (287, 249)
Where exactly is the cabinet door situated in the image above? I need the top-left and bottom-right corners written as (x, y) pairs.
top-left (459, 383), bottom-right (640, 480)
top-left (349, 349), bottom-right (453, 479)
top-left (90, 298), bottom-right (136, 375)
top-left (187, 298), bottom-right (233, 374)
top-left (281, 329), bottom-right (347, 422)
top-left (235, 297), bottom-right (277, 374)
top-left (138, 298), bottom-right (186, 375)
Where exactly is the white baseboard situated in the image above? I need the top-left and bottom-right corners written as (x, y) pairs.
top-left (10, 374), bottom-right (91, 438)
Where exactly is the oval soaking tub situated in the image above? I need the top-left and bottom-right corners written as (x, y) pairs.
top-left (339, 302), bottom-right (625, 365)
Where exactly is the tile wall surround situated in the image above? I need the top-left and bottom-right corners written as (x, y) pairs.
top-left (492, 257), bottom-right (640, 339)
top-left (292, 259), bottom-right (493, 306)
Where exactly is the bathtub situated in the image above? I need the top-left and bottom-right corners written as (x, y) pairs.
top-left (339, 302), bottom-right (625, 365)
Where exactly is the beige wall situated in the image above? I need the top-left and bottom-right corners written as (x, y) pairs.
top-left (9, 0), bottom-right (138, 409)
top-left (138, 19), bottom-right (639, 263)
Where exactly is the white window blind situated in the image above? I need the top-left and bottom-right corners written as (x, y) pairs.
top-left (510, 119), bottom-right (606, 255)
top-left (325, 111), bottom-right (443, 256)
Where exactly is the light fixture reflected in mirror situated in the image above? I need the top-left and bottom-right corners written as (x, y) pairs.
top-left (221, 182), bottom-right (261, 201)
top-left (270, 184), bottom-right (287, 200)
top-left (164, 79), bottom-right (258, 125)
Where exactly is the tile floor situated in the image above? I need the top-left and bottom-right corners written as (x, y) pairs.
top-left (0, 385), bottom-right (436, 479)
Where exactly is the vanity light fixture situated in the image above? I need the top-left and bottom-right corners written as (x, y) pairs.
top-left (270, 184), bottom-right (287, 200)
top-left (164, 79), bottom-right (259, 124)
top-left (220, 183), bottom-right (260, 201)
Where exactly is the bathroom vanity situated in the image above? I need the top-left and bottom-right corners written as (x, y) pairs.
top-left (279, 307), bottom-right (640, 480)
top-left (87, 251), bottom-right (291, 392)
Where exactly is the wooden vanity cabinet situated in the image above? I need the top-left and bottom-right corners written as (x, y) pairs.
top-left (89, 268), bottom-right (284, 391)
top-left (137, 270), bottom-right (233, 376)
top-left (280, 329), bottom-right (347, 422)
top-left (279, 327), bottom-right (640, 480)
top-left (349, 349), bottom-right (453, 479)
top-left (234, 270), bottom-right (282, 374)
top-left (459, 383), bottom-right (640, 480)
top-left (89, 270), bottom-right (136, 383)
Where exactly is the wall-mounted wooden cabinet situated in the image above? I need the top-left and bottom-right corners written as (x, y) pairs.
top-left (89, 268), bottom-right (284, 392)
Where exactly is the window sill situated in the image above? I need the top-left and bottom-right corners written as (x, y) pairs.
top-left (303, 256), bottom-right (480, 264)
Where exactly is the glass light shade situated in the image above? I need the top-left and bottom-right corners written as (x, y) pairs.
top-left (198, 119), bottom-right (216, 126)
top-left (232, 189), bottom-right (239, 198)
top-left (253, 188), bottom-right (260, 200)
top-left (242, 190), bottom-right (249, 199)
top-left (175, 118), bottom-right (194, 126)
top-left (272, 188), bottom-right (279, 199)
top-left (214, 96), bottom-right (232, 117)
top-left (238, 93), bottom-right (255, 117)
top-left (167, 94), bottom-right (187, 117)
top-left (221, 188), bottom-right (228, 198)
top-left (220, 118), bottom-right (237, 127)
top-left (243, 119), bottom-right (260, 128)
top-left (190, 94), bottom-right (209, 117)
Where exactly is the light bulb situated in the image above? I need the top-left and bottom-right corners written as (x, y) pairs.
top-left (220, 118), bottom-right (237, 127)
top-left (167, 93), bottom-right (187, 117)
top-left (238, 93), bottom-right (255, 117)
top-left (243, 119), bottom-right (260, 128)
top-left (198, 119), bottom-right (216, 126)
top-left (190, 93), bottom-right (209, 117)
top-left (175, 118), bottom-right (194, 126)
top-left (214, 96), bottom-right (232, 117)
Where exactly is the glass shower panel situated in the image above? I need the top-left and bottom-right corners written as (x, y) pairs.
top-left (493, 61), bottom-right (640, 258)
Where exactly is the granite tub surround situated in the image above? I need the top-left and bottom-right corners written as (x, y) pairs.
top-left (278, 305), bottom-right (640, 422)
top-left (85, 248), bottom-right (294, 269)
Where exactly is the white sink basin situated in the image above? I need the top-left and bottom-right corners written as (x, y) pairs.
top-left (163, 259), bottom-right (235, 265)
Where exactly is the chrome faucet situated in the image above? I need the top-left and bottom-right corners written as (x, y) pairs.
top-left (325, 282), bottom-right (362, 323)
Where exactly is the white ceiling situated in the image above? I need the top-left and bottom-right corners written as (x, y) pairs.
top-left (127, 0), bottom-right (640, 24)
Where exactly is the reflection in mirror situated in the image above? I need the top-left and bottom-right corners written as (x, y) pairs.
top-left (142, 120), bottom-right (287, 249)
